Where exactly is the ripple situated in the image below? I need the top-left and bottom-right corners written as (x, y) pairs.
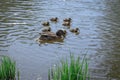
top-left (1, 22), bottom-right (27, 25)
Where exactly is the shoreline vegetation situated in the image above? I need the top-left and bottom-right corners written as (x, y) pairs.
top-left (0, 54), bottom-right (89, 80)
top-left (0, 56), bottom-right (19, 80)
top-left (48, 54), bottom-right (90, 80)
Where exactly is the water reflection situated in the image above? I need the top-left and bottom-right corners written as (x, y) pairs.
top-left (92, 0), bottom-right (120, 79)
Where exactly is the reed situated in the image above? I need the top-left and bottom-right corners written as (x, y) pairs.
top-left (48, 54), bottom-right (90, 80)
top-left (0, 56), bottom-right (18, 80)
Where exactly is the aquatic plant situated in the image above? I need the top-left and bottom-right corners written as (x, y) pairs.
top-left (48, 54), bottom-right (90, 80)
top-left (0, 56), bottom-right (19, 80)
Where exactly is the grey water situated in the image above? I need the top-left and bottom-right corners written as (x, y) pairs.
top-left (0, 0), bottom-right (120, 80)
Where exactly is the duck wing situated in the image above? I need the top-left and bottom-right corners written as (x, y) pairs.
top-left (41, 32), bottom-right (56, 36)
top-left (40, 32), bottom-right (58, 41)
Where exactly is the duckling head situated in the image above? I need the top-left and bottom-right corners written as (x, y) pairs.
top-left (75, 28), bottom-right (80, 35)
top-left (69, 18), bottom-right (72, 20)
top-left (55, 17), bottom-right (58, 20)
top-left (75, 28), bottom-right (79, 31)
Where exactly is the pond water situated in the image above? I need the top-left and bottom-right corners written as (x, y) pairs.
top-left (0, 0), bottom-right (120, 80)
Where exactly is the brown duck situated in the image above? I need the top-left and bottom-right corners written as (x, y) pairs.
top-left (50, 17), bottom-right (58, 22)
top-left (62, 21), bottom-right (71, 26)
top-left (39, 30), bottom-right (66, 41)
top-left (70, 28), bottom-right (79, 33)
top-left (63, 18), bottom-right (71, 22)
top-left (42, 21), bottom-right (50, 26)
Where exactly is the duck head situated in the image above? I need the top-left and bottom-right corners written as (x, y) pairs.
top-left (56, 30), bottom-right (66, 38)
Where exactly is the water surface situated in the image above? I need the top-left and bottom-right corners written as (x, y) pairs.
top-left (0, 0), bottom-right (120, 80)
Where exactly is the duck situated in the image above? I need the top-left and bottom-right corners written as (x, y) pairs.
top-left (50, 17), bottom-right (58, 22)
top-left (63, 18), bottom-right (71, 22)
top-left (39, 30), bottom-right (66, 41)
top-left (62, 21), bottom-right (71, 26)
top-left (42, 21), bottom-right (50, 26)
top-left (70, 28), bottom-right (79, 33)
top-left (42, 27), bottom-right (51, 32)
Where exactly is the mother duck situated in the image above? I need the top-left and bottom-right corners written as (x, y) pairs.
top-left (39, 30), bottom-right (66, 42)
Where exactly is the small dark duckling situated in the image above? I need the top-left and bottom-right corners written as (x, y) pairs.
top-left (62, 22), bottom-right (71, 26)
top-left (42, 21), bottom-right (50, 26)
top-left (63, 18), bottom-right (71, 22)
top-left (50, 17), bottom-right (58, 22)
top-left (42, 27), bottom-right (51, 32)
top-left (39, 30), bottom-right (66, 41)
top-left (70, 28), bottom-right (79, 33)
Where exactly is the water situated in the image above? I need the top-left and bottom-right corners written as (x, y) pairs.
top-left (0, 0), bottom-right (120, 80)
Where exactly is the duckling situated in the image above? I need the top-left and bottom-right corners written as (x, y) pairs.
top-left (42, 21), bottom-right (50, 26)
top-left (39, 30), bottom-right (66, 41)
top-left (42, 27), bottom-right (51, 32)
top-left (63, 18), bottom-right (71, 22)
top-left (50, 17), bottom-right (58, 22)
top-left (70, 28), bottom-right (79, 33)
top-left (62, 22), bottom-right (71, 26)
